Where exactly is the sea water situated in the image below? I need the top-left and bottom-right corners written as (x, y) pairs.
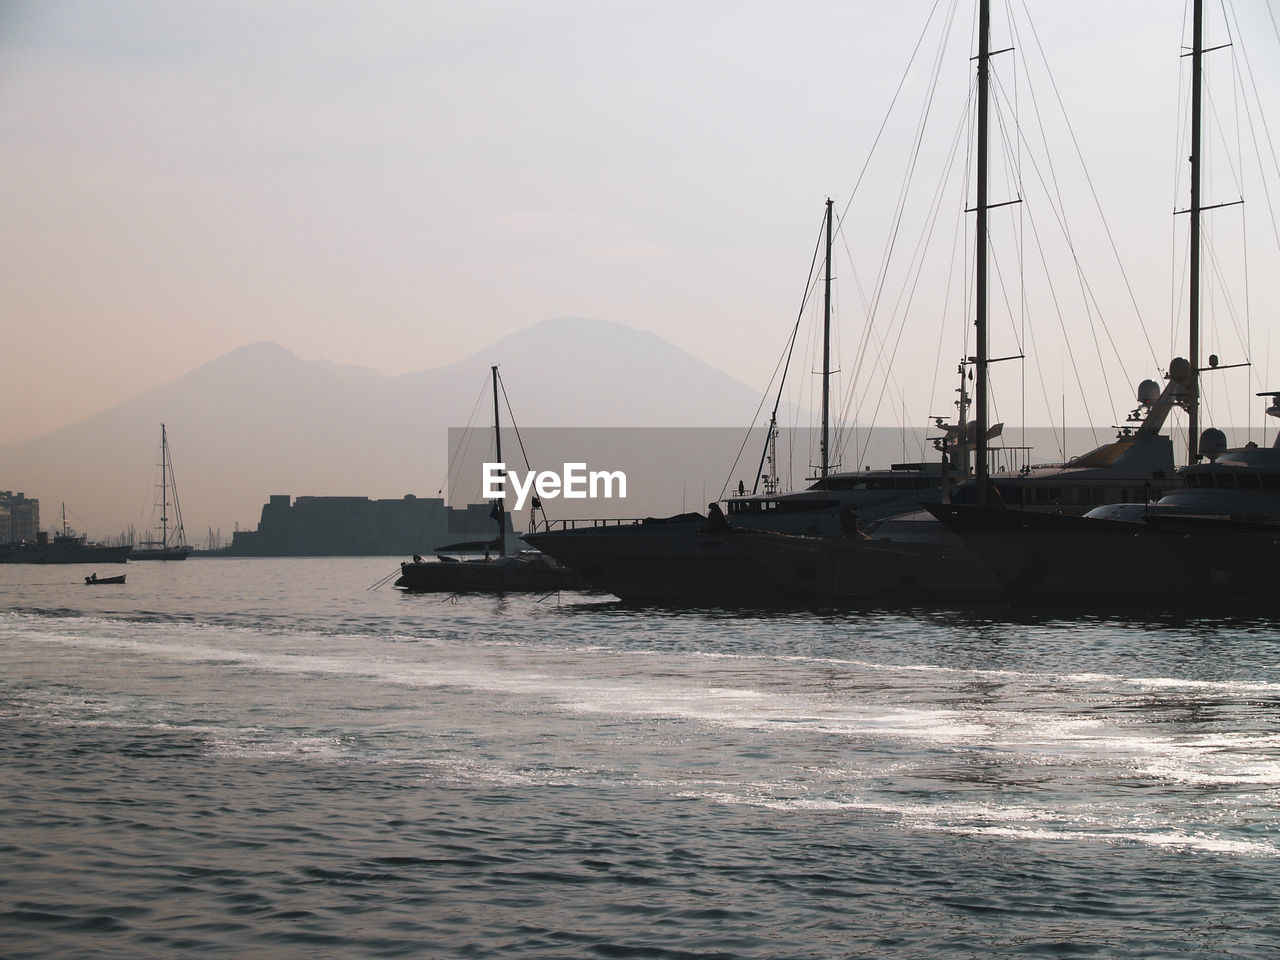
top-left (2, 557), bottom-right (1279, 958)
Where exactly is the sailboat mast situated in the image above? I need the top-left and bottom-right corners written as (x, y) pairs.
top-left (821, 197), bottom-right (833, 479)
top-left (1188, 0), bottom-right (1203, 463)
top-left (160, 424), bottom-right (169, 549)
top-left (491, 365), bottom-right (506, 557)
top-left (974, 0), bottom-right (992, 504)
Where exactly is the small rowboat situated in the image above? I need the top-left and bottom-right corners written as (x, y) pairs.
top-left (85, 573), bottom-right (126, 585)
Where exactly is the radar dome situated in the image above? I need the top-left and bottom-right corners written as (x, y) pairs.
top-left (1199, 427), bottom-right (1228, 462)
top-left (1136, 379), bottom-right (1160, 404)
top-left (1168, 357), bottom-right (1192, 384)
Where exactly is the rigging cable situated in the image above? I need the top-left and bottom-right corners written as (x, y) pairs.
top-left (990, 43), bottom-right (1117, 436)
top-left (497, 370), bottom-right (550, 532)
top-left (848, 97), bottom-right (973, 469)
top-left (444, 374), bottom-right (492, 502)
top-left (719, 215), bottom-right (826, 499)
top-left (1016, 0), bottom-right (1162, 375)
top-left (838, 0), bottom-right (964, 466)
top-left (1224, 0), bottom-right (1280, 437)
top-left (839, 0), bottom-right (951, 220)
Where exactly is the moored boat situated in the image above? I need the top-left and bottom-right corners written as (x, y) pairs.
top-left (0, 505), bottom-right (131, 565)
top-left (525, 200), bottom-right (961, 603)
top-left (929, 393), bottom-right (1280, 606)
top-left (531, 2), bottom-right (1191, 606)
top-left (928, 0), bottom-right (1277, 609)
top-left (132, 424), bottom-right (193, 561)
top-left (397, 365), bottom-right (587, 595)
top-left (395, 548), bottom-right (585, 593)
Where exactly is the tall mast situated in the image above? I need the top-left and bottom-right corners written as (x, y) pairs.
top-left (160, 424), bottom-right (169, 549)
top-left (491, 365), bottom-right (506, 557)
top-left (1188, 0), bottom-right (1203, 463)
top-left (974, 0), bottom-right (992, 504)
top-left (821, 197), bottom-right (833, 479)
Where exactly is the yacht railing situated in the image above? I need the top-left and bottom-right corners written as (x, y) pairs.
top-left (531, 517), bottom-right (653, 532)
top-left (988, 445), bottom-right (1033, 474)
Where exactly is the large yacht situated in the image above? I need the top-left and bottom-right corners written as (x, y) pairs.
top-left (526, 199), bottom-right (966, 604)
top-left (928, 0), bottom-right (1275, 609)
top-left (0, 506), bottom-right (132, 565)
top-left (524, 459), bottom-right (953, 603)
top-left (929, 394), bottom-right (1280, 605)
top-left (701, 361), bottom-right (1186, 604)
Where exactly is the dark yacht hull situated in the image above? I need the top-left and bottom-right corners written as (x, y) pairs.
top-left (718, 527), bottom-right (1001, 602)
top-left (1145, 514), bottom-right (1280, 599)
top-left (524, 522), bottom-right (834, 604)
top-left (395, 556), bottom-right (585, 593)
top-left (131, 546), bottom-right (193, 561)
top-left (925, 503), bottom-right (1213, 606)
top-left (0, 544), bottom-right (132, 564)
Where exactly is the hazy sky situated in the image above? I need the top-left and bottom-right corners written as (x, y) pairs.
top-left (2, 0), bottom-right (1279, 446)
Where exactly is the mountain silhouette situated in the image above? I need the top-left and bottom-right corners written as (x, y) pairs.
top-left (0, 318), bottom-right (782, 541)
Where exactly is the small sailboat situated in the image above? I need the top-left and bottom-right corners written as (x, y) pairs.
top-left (396, 365), bottom-right (586, 593)
top-left (132, 424), bottom-right (193, 561)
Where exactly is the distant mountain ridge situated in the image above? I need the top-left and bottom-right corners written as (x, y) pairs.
top-left (0, 318), bottom-right (779, 540)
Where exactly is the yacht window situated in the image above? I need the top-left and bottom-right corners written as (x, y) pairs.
top-left (1218, 474), bottom-right (1237, 490)
top-left (778, 498), bottom-right (838, 513)
top-left (1263, 474), bottom-right (1280, 491)
top-left (1237, 474), bottom-right (1261, 490)
top-left (1000, 485), bottom-right (1024, 505)
top-left (1185, 473), bottom-right (1200, 489)
top-left (819, 477), bottom-right (866, 490)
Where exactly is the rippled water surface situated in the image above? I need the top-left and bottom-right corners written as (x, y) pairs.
top-left (3, 557), bottom-right (1280, 958)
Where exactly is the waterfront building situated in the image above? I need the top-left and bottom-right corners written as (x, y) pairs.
top-left (0, 492), bottom-right (40, 544)
top-left (227, 494), bottom-right (511, 556)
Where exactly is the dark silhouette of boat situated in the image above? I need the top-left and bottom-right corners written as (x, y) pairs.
top-left (526, 11), bottom-right (1185, 606)
top-left (396, 365), bottom-right (586, 594)
top-left (0, 505), bottom-right (132, 565)
top-left (928, 394), bottom-right (1280, 606)
top-left (525, 201), bottom-right (966, 603)
top-left (85, 573), bottom-right (126, 585)
top-left (927, 0), bottom-right (1278, 609)
top-left (396, 547), bottom-right (584, 593)
top-left (132, 424), bottom-right (193, 561)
